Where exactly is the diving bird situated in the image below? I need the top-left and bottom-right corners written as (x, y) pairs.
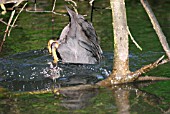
top-left (48, 7), bottom-right (102, 64)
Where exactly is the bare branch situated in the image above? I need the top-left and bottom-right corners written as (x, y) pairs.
top-left (26, 9), bottom-right (67, 16)
top-left (0, 10), bottom-right (16, 52)
top-left (52, 0), bottom-right (57, 12)
top-left (26, 0), bottom-right (67, 16)
top-left (137, 76), bottom-right (170, 81)
top-left (97, 55), bottom-right (170, 86)
top-left (0, 18), bottom-right (17, 27)
top-left (12, 0), bottom-right (25, 8)
top-left (141, 0), bottom-right (170, 60)
top-left (127, 55), bottom-right (169, 81)
top-left (8, 2), bottom-right (28, 36)
top-left (127, 26), bottom-right (142, 51)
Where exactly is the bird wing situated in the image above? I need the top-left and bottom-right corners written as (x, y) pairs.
top-left (79, 40), bottom-right (100, 61)
top-left (77, 17), bottom-right (103, 60)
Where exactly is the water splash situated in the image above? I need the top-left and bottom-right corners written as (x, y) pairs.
top-left (0, 49), bottom-right (112, 91)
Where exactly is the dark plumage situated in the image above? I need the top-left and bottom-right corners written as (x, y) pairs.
top-left (48, 7), bottom-right (102, 64)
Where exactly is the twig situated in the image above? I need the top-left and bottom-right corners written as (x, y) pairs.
top-left (0, 10), bottom-right (16, 52)
top-left (0, 18), bottom-right (17, 27)
top-left (26, 0), bottom-right (63, 16)
top-left (12, 0), bottom-right (25, 9)
top-left (51, 0), bottom-right (57, 38)
top-left (141, 0), bottom-right (170, 60)
top-left (8, 2), bottom-right (28, 37)
top-left (26, 9), bottom-right (67, 16)
top-left (127, 26), bottom-right (142, 51)
top-left (137, 76), bottom-right (170, 81)
top-left (52, 0), bottom-right (56, 12)
top-left (26, 0), bottom-right (67, 17)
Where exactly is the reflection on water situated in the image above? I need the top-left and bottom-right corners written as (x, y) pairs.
top-left (111, 83), bottom-right (170, 114)
top-left (59, 85), bottom-right (99, 110)
top-left (0, 0), bottom-right (170, 113)
top-left (0, 81), bottom-right (169, 113)
top-left (0, 44), bottom-right (169, 113)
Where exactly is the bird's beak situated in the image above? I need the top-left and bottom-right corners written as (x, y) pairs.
top-left (48, 40), bottom-right (60, 64)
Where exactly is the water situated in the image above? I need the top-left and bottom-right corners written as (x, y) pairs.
top-left (0, 50), bottom-right (170, 114)
top-left (0, 0), bottom-right (170, 113)
top-left (0, 49), bottom-right (168, 91)
top-left (0, 49), bottom-right (112, 91)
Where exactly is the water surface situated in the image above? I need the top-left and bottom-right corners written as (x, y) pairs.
top-left (0, 0), bottom-right (170, 113)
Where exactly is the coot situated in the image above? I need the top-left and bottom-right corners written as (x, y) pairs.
top-left (48, 7), bottom-right (102, 64)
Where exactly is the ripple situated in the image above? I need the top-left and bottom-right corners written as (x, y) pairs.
top-left (0, 49), bottom-right (167, 91)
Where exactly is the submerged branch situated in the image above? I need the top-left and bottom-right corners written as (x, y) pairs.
top-left (137, 76), bottom-right (170, 81)
top-left (141, 0), bottom-right (170, 60)
top-left (14, 84), bottom-right (99, 96)
top-left (14, 89), bottom-right (55, 96)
